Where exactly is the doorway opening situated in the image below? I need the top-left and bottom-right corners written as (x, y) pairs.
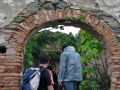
top-left (24, 25), bottom-right (110, 90)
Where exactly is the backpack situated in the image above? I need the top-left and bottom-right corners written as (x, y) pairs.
top-left (21, 67), bottom-right (45, 90)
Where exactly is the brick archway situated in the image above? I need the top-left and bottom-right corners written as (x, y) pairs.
top-left (0, 8), bottom-right (120, 90)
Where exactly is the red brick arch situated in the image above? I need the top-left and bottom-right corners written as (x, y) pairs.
top-left (0, 8), bottom-right (120, 90)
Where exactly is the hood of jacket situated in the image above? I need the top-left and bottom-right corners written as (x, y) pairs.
top-left (64, 46), bottom-right (75, 53)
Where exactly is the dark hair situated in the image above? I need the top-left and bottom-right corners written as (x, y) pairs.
top-left (38, 54), bottom-right (49, 64)
top-left (62, 44), bottom-right (68, 51)
top-left (47, 65), bottom-right (53, 70)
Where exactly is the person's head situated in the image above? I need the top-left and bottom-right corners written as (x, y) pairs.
top-left (38, 53), bottom-right (49, 67)
top-left (62, 43), bottom-right (76, 51)
top-left (47, 65), bottom-right (53, 71)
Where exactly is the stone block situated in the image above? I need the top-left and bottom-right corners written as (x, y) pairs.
top-left (6, 48), bottom-right (16, 55)
top-left (13, 16), bottom-right (26, 23)
top-left (26, 2), bottom-right (39, 14)
top-left (71, 9), bottom-right (81, 18)
top-left (0, 32), bottom-right (11, 46)
top-left (112, 77), bottom-right (117, 82)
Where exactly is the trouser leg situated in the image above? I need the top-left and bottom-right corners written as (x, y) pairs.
top-left (62, 81), bottom-right (74, 90)
top-left (77, 82), bottom-right (80, 90)
top-left (74, 81), bottom-right (80, 90)
top-left (62, 81), bottom-right (80, 90)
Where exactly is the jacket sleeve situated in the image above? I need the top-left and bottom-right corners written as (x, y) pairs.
top-left (58, 53), bottom-right (67, 81)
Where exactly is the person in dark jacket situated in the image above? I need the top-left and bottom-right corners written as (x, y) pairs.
top-left (58, 45), bottom-right (83, 90)
top-left (34, 54), bottom-right (54, 90)
top-left (48, 65), bottom-right (58, 90)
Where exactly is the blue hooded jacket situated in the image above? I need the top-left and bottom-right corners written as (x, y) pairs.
top-left (58, 46), bottom-right (83, 81)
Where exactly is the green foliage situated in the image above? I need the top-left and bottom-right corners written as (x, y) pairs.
top-left (75, 30), bottom-right (105, 90)
top-left (66, 15), bottom-right (85, 23)
top-left (24, 30), bottom-right (76, 69)
top-left (66, 15), bottom-right (73, 22)
top-left (76, 30), bottom-right (103, 63)
top-left (80, 79), bottom-right (100, 90)
top-left (77, 15), bottom-right (85, 22)
top-left (59, 25), bottom-right (64, 30)
top-left (24, 32), bottom-right (40, 68)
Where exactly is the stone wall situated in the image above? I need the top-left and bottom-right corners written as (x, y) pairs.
top-left (0, 0), bottom-right (120, 90)
top-left (0, 0), bottom-right (120, 27)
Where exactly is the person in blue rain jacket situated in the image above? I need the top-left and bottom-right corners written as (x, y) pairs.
top-left (58, 45), bottom-right (83, 90)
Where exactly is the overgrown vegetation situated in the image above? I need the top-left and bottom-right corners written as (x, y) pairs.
top-left (78, 30), bottom-right (110, 90)
top-left (24, 30), bottom-right (76, 69)
top-left (24, 27), bottom-right (110, 90)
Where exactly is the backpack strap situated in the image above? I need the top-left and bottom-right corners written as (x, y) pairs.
top-left (39, 66), bottom-right (47, 71)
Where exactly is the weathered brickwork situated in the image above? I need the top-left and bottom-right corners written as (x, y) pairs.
top-left (0, 6), bottom-right (120, 90)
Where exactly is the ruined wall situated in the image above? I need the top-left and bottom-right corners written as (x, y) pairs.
top-left (0, 0), bottom-right (120, 27)
top-left (0, 0), bottom-right (120, 90)
top-left (0, 0), bottom-right (120, 38)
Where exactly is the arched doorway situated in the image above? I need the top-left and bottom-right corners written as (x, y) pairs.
top-left (0, 2), bottom-right (120, 90)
